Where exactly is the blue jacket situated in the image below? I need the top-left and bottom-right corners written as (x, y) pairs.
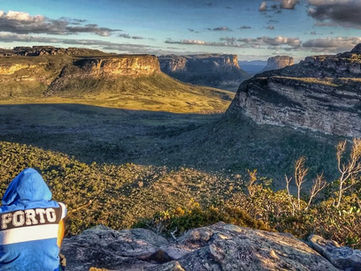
top-left (0, 168), bottom-right (66, 271)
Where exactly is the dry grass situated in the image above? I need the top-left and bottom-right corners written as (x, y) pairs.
top-left (272, 76), bottom-right (339, 87)
top-left (0, 74), bottom-right (234, 114)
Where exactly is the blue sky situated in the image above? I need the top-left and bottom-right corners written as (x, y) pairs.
top-left (0, 0), bottom-right (360, 60)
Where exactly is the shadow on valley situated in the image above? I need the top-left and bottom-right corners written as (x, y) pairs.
top-left (0, 103), bottom-right (342, 189)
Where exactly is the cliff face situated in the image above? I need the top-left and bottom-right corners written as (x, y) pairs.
top-left (227, 44), bottom-right (361, 138)
top-left (47, 55), bottom-right (160, 93)
top-left (158, 54), bottom-right (249, 91)
top-left (71, 55), bottom-right (160, 77)
top-left (0, 47), bottom-right (161, 97)
top-left (263, 55), bottom-right (294, 71)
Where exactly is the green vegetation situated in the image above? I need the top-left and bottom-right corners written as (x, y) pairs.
top-left (0, 55), bottom-right (234, 113)
top-left (0, 104), bottom-right (340, 189)
top-left (0, 52), bottom-right (359, 251)
top-left (0, 140), bottom-right (360, 248)
top-left (46, 73), bottom-right (234, 113)
top-left (0, 55), bottom-right (72, 98)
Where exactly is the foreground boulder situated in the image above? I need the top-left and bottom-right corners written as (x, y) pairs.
top-left (62, 222), bottom-right (338, 271)
top-left (309, 234), bottom-right (361, 271)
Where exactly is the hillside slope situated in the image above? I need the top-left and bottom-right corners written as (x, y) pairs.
top-left (0, 47), bottom-right (233, 113)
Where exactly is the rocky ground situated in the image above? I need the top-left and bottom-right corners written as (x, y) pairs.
top-left (62, 222), bottom-right (361, 271)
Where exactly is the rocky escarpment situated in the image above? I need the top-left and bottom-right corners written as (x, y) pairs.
top-left (227, 44), bottom-right (361, 138)
top-left (0, 47), bottom-right (161, 97)
top-left (47, 55), bottom-right (160, 93)
top-left (158, 54), bottom-right (249, 91)
top-left (61, 222), bottom-right (347, 271)
top-left (1, 46), bottom-right (108, 56)
top-left (70, 55), bottom-right (160, 77)
top-left (263, 55), bottom-right (294, 71)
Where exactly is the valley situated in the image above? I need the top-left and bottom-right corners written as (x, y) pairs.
top-left (0, 46), bottom-right (360, 259)
top-left (1, 1), bottom-right (361, 270)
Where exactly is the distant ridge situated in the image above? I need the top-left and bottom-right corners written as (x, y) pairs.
top-left (158, 54), bottom-right (249, 91)
top-left (0, 46), bottom-right (233, 113)
top-left (263, 55), bottom-right (294, 71)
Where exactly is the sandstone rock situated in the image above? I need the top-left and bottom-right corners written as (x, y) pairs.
top-left (47, 55), bottom-right (160, 93)
top-left (263, 55), bottom-right (294, 71)
top-left (308, 234), bottom-right (361, 270)
top-left (227, 43), bottom-right (361, 137)
top-left (158, 54), bottom-right (249, 91)
top-left (62, 223), bottom-right (338, 271)
top-left (72, 55), bottom-right (160, 77)
top-left (62, 225), bottom-right (169, 271)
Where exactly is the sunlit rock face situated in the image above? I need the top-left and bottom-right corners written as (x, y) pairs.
top-left (227, 44), bottom-right (361, 138)
top-left (158, 54), bottom-right (249, 91)
top-left (0, 64), bottom-right (38, 75)
top-left (46, 55), bottom-right (161, 93)
top-left (73, 55), bottom-right (160, 77)
top-left (263, 56), bottom-right (294, 71)
top-left (0, 46), bottom-right (162, 97)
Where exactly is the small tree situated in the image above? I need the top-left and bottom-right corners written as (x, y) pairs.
top-left (247, 169), bottom-right (258, 197)
top-left (285, 175), bottom-right (296, 215)
top-left (306, 173), bottom-right (327, 210)
top-left (285, 157), bottom-right (327, 212)
top-left (335, 139), bottom-right (361, 208)
top-left (294, 157), bottom-right (308, 210)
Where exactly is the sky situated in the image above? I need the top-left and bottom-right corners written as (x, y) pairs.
top-left (0, 0), bottom-right (361, 61)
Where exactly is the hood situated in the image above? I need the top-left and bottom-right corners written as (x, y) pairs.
top-left (2, 168), bottom-right (52, 206)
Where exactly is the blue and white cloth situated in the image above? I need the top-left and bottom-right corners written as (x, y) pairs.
top-left (0, 168), bottom-right (66, 271)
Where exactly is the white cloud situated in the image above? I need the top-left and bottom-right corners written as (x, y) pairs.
top-left (166, 36), bottom-right (301, 49)
top-left (259, 1), bottom-right (267, 11)
top-left (0, 10), bottom-right (119, 36)
top-left (302, 36), bottom-right (361, 52)
top-left (308, 0), bottom-right (361, 29)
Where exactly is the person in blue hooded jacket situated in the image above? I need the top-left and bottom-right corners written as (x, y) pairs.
top-left (0, 168), bottom-right (67, 271)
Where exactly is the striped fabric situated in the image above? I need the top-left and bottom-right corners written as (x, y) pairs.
top-left (0, 205), bottom-right (66, 245)
top-left (0, 168), bottom-right (67, 271)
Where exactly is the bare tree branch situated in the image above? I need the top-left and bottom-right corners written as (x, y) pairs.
top-left (306, 174), bottom-right (327, 210)
top-left (294, 157), bottom-right (308, 210)
top-left (335, 139), bottom-right (361, 208)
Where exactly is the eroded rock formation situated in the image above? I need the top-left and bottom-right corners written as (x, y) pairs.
top-left (69, 55), bottom-right (160, 77)
top-left (0, 47), bottom-right (161, 97)
top-left (158, 54), bottom-right (249, 91)
top-left (263, 55), bottom-right (294, 71)
top-left (227, 44), bottom-right (361, 137)
top-left (62, 222), bottom-right (339, 271)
